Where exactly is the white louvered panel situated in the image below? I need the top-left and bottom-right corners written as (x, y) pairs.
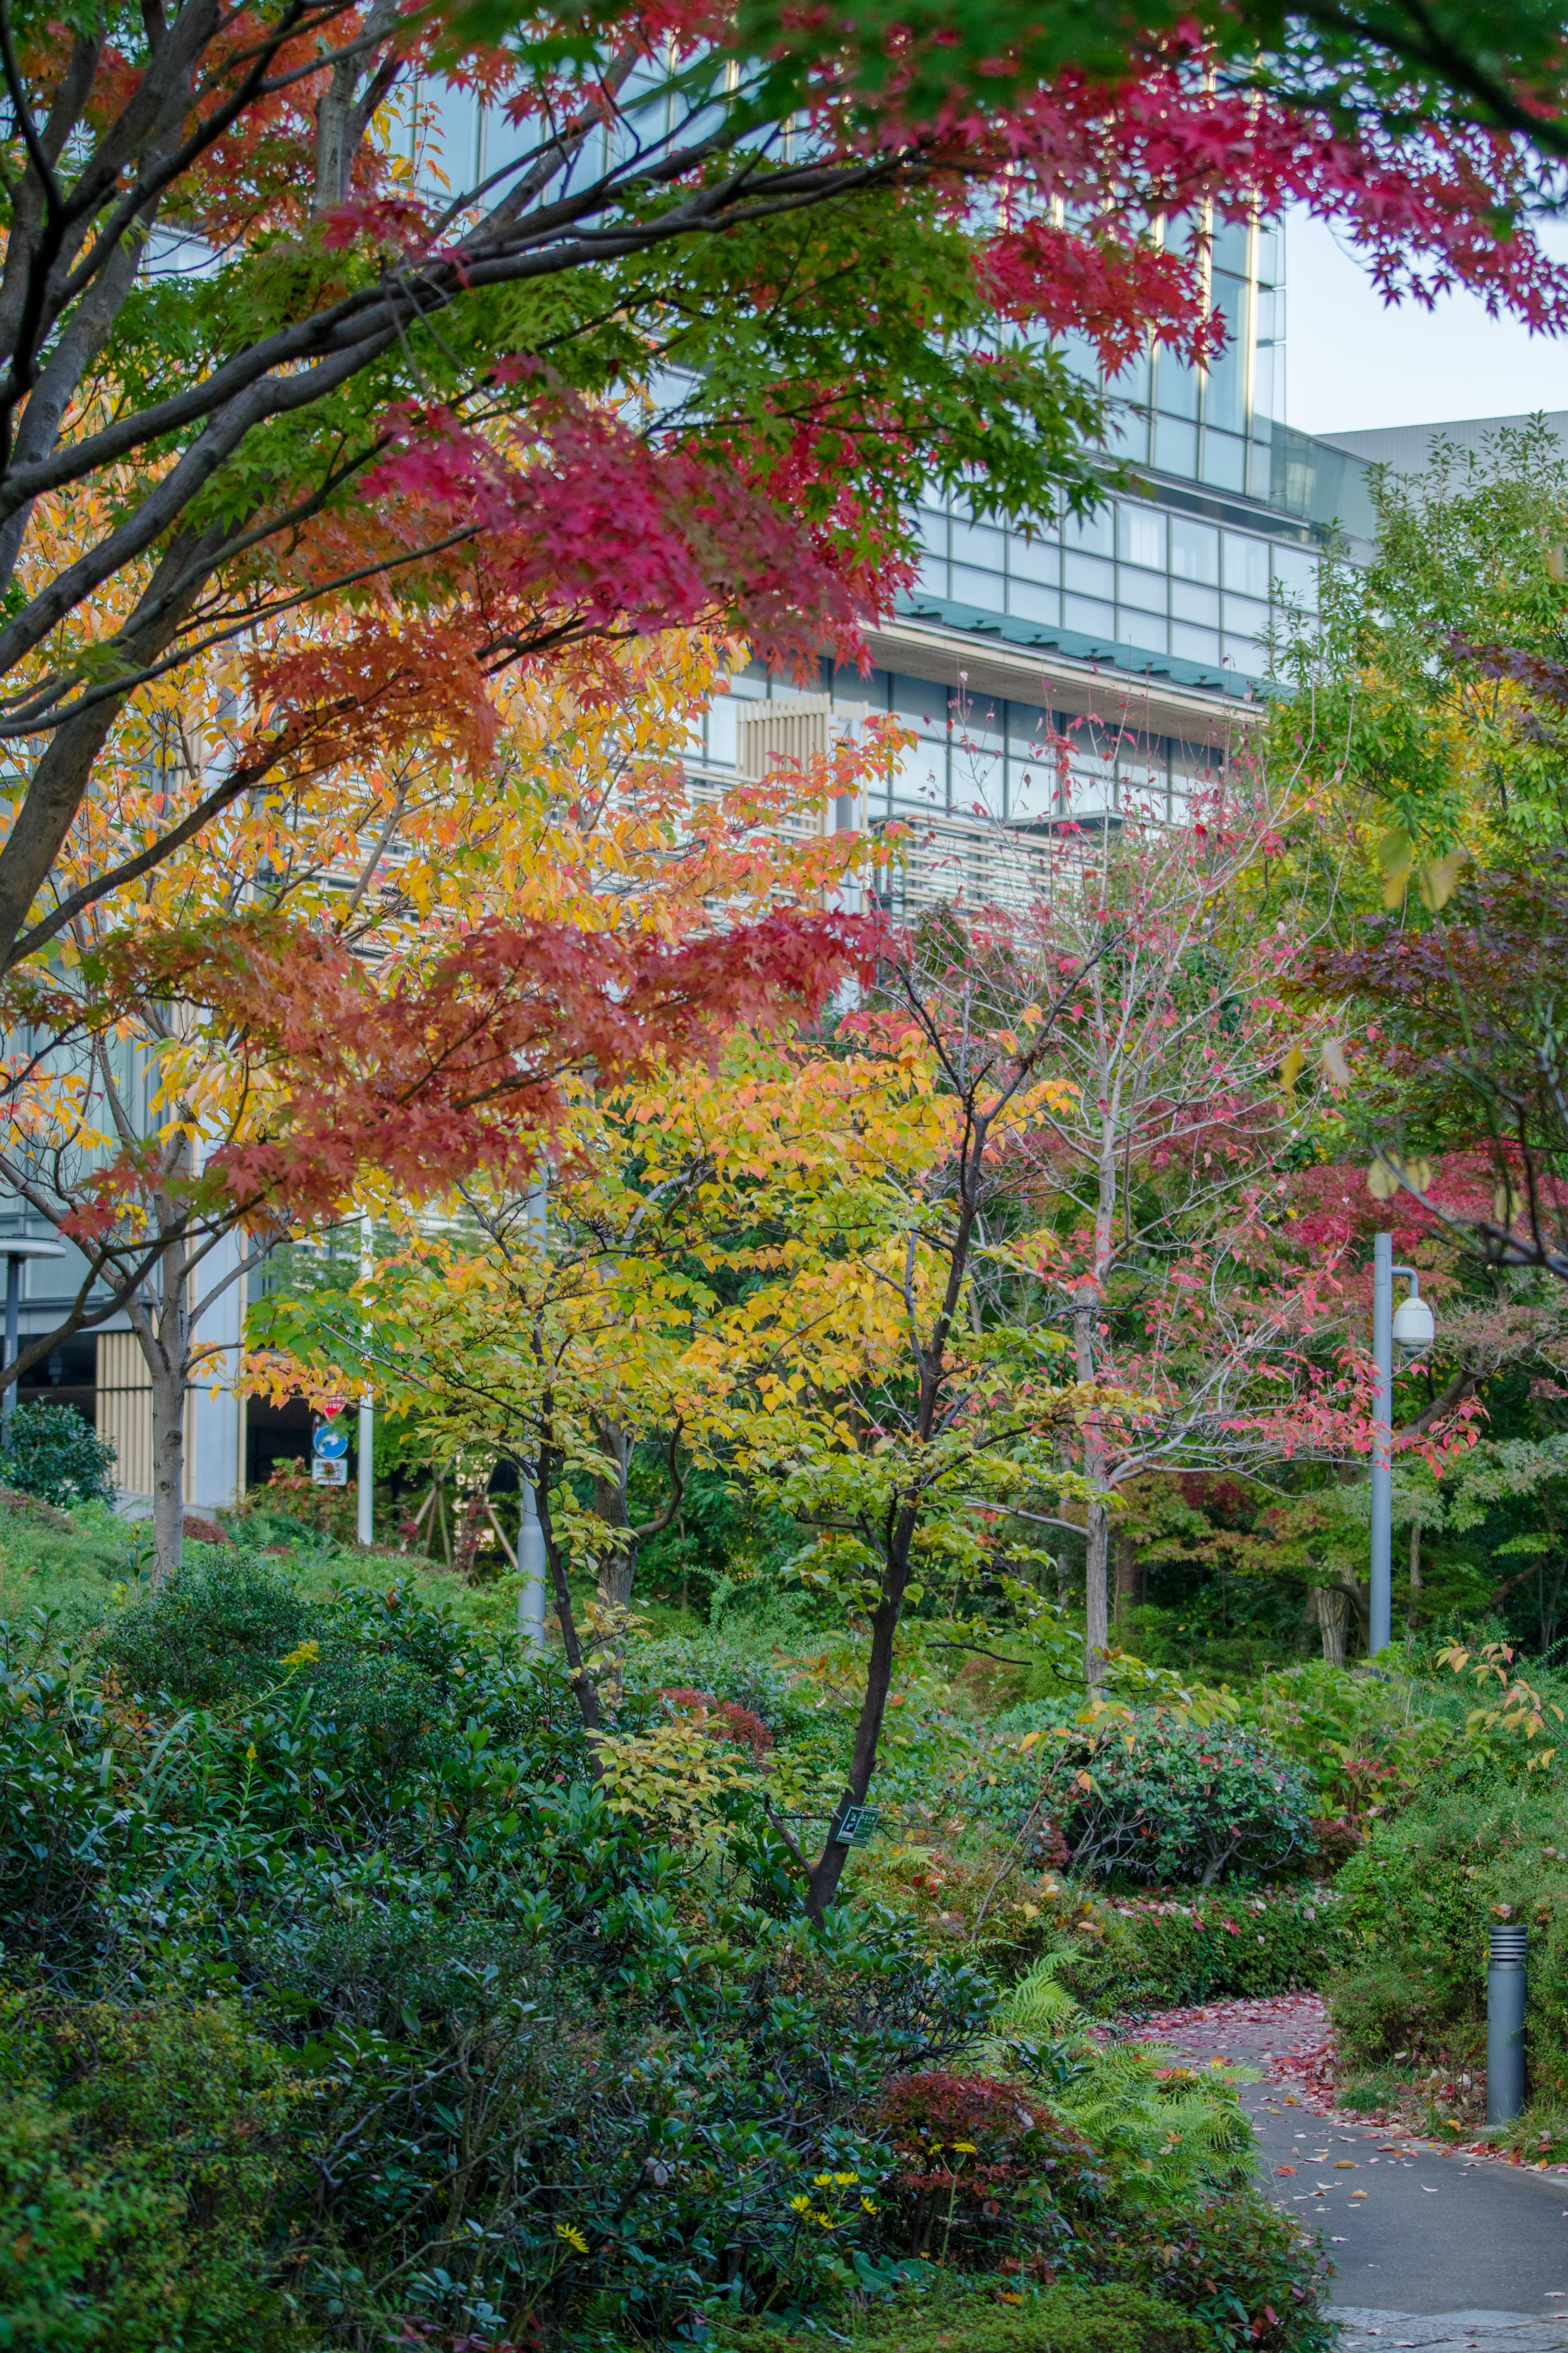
top-left (95, 1331), bottom-right (199, 1502)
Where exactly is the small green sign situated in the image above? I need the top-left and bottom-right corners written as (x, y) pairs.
top-left (835, 1805), bottom-right (880, 1847)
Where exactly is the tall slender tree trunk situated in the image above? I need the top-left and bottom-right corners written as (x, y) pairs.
top-left (1074, 1282), bottom-right (1111, 1688)
top-left (593, 1418), bottom-right (635, 1612)
top-left (148, 1347), bottom-right (186, 1586)
top-left (136, 1228), bottom-right (193, 1587)
top-left (1113, 1532), bottom-right (1144, 1626)
top-left (1084, 1499), bottom-right (1110, 1679)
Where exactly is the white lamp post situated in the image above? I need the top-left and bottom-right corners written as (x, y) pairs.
top-left (1370, 1229), bottom-right (1435, 1656)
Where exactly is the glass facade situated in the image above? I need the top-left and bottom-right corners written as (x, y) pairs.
top-left (891, 210), bottom-right (1365, 701)
top-left (684, 662), bottom-right (1228, 825)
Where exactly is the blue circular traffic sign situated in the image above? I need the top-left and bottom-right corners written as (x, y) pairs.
top-left (313, 1425), bottom-right (350, 1460)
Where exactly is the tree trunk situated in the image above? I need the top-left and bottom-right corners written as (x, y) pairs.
top-left (148, 1348), bottom-right (186, 1586)
top-left (593, 1418), bottom-right (635, 1612)
top-left (1407, 1519), bottom-right (1423, 1632)
top-left (1084, 1500), bottom-right (1111, 1684)
top-left (138, 1220), bottom-right (194, 1589)
top-left (1311, 1585), bottom-right (1348, 1668)
top-left (1073, 1281), bottom-right (1111, 1689)
top-left (1113, 1532), bottom-right (1144, 1626)
top-left (803, 1503), bottom-right (917, 1924)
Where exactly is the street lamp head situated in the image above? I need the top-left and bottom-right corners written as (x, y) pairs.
top-left (1392, 1292), bottom-right (1435, 1357)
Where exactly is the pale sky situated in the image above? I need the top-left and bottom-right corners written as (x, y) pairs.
top-left (1283, 209), bottom-right (1568, 436)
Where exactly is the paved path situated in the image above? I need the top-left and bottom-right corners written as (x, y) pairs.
top-left (1129, 1996), bottom-right (1568, 2353)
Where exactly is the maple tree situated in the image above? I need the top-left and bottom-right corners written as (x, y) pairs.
top-left (0, 630), bottom-right (884, 1577)
top-left (256, 794), bottom-right (1421, 1918)
top-left (1, 0), bottom-right (1568, 981)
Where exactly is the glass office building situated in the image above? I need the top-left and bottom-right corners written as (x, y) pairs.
top-left (673, 211), bottom-right (1378, 830)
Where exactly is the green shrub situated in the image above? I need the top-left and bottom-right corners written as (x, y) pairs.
top-left (983, 1719), bottom-right (1313, 1888)
top-left (1046, 1885), bottom-right (1349, 2012)
top-left (0, 1403), bottom-right (116, 1510)
top-left (723, 2281), bottom-right (1207, 2352)
top-left (1097, 2192), bottom-right (1333, 2353)
top-left (0, 1995), bottom-right (303, 2351)
top-left (97, 1550), bottom-right (307, 1705)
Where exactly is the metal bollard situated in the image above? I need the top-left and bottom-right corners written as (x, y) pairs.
top-left (1487, 1924), bottom-right (1528, 2126)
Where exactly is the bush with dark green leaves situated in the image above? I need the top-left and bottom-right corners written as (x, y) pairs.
top-left (0, 1401), bottom-right (116, 1509)
top-left (1048, 1885), bottom-right (1350, 2013)
top-left (987, 1718), bottom-right (1314, 1888)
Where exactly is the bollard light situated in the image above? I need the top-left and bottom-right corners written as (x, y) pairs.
top-left (1487, 1923), bottom-right (1528, 2127)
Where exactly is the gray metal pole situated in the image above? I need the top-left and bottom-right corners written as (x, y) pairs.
top-left (517, 1179), bottom-right (548, 1655)
top-left (1488, 1924), bottom-right (1528, 2125)
top-left (1370, 1229), bottom-right (1393, 1657)
top-left (356, 1213), bottom-right (374, 1548)
top-left (2, 1252), bottom-right (20, 1452)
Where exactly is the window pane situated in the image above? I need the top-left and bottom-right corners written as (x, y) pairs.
top-left (1120, 607), bottom-right (1167, 653)
top-left (1065, 551), bottom-right (1115, 597)
top-left (1172, 621), bottom-right (1221, 665)
top-left (1118, 565), bottom-right (1167, 614)
top-left (1223, 632), bottom-right (1267, 675)
top-left (1065, 507), bottom-right (1114, 557)
top-left (1154, 416), bottom-right (1198, 478)
top-left (1065, 595), bottom-right (1117, 638)
top-left (1223, 592), bottom-right (1270, 643)
top-left (1157, 356), bottom-right (1200, 419)
top-left (706, 697), bottom-right (738, 765)
top-left (1202, 429), bottom-right (1246, 492)
top-left (1009, 534), bottom-right (1059, 586)
top-left (1223, 532), bottom-right (1270, 598)
top-left (1172, 580), bottom-right (1219, 624)
top-left (1272, 544), bottom-right (1319, 604)
top-left (1117, 503), bottom-right (1167, 570)
top-left (1007, 579), bottom-right (1060, 624)
top-left (951, 520), bottom-right (1007, 569)
top-left (951, 564), bottom-right (1003, 611)
top-left (914, 556), bottom-right (948, 597)
top-left (1171, 517), bottom-right (1219, 584)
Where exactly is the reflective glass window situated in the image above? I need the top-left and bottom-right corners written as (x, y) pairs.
top-left (1120, 608), bottom-right (1167, 653)
top-left (1172, 580), bottom-right (1219, 625)
top-left (1065, 551), bottom-right (1115, 597)
top-left (706, 696), bottom-right (738, 766)
top-left (1065, 595), bottom-right (1117, 638)
top-left (951, 565), bottom-right (1004, 611)
top-left (1007, 580), bottom-right (1060, 625)
top-left (1223, 632), bottom-right (1267, 675)
top-left (1008, 535), bottom-right (1059, 586)
top-left (1065, 507), bottom-right (1114, 557)
top-left (1158, 356), bottom-right (1200, 419)
top-left (1119, 565), bottom-right (1167, 615)
top-left (1171, 516), bottom-right (1220, 584)
top-left (1155, 416), bottom-right (1198, 477)
top-left (1172, 621), bottom-right (1221, 665)
top-left (1223, 593), bottom-right (1270, 643)
top-left (1272, 544), bottom-right (1319, 604)
top-left (951, 520), bottom-right (1007, 568)
top-left (1118, 503), bottom-right (1167, 570)
top-left (1223, 532), bottom-right (1270, 598)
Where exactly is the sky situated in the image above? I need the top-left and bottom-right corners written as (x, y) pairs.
top-left (1283, 210), bottom-right (1568, 437)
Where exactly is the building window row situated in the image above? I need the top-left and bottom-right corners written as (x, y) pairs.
top-left (911, 497), bottom-right (1317, 677)
top-left (686, 667), bottom-right (1228, 825)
